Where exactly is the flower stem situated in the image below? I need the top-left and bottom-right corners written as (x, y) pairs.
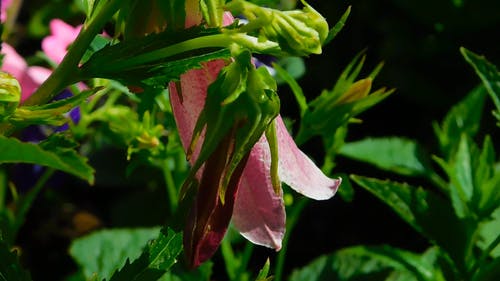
top-left (274, 196), bottom-right (309, 281)
top-left (161, 160), bottom-right (178, 214)
top-left (23, 0), bottom-right (125, 106)
top-left (102, 33), bottom-right (233, 72)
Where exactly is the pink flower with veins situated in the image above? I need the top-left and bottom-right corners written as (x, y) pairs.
top-left (1, 43), bottom-right (51, 102)
top-left (42, 19), bottom-right (82, 64)
top-left (170, 8), bottom-right (341, 267)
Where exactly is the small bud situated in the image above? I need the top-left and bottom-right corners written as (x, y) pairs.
top-left (0, 72), bottom-right (21, 121)
top-left (336, 78), bottom-right (372, 104)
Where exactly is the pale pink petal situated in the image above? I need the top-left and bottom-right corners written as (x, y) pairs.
top-left (19, 66), bottom-right (51, 102)
top-left (42, 19), bottom-right (81, 64)
top-left (169, 60), bottom-right (226, 155)
top-left (276, 117), bottom-right (341, 200)
top-left (233, 136), bottom-right (285, 250)
top-left (1, 43), bottom-right (28, 79)
top-left (1, 0), bottom-right (12, 22)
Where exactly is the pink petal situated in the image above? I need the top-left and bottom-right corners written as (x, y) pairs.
top-left (20, 66), bottom-right (51, 102)
top-left (232, 135), bottom-right (285, 250)
top-left (275, 117), bottom-right (341, 200)
top-left (42, 19), bottom-right (81, 64)
top-left (1, 43), bottom-right (28, 79)
top-left (168, 60), bottom-right (227, 157)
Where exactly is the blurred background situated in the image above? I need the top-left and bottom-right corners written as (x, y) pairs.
top-left (5, 0), bottom-right (500, 279)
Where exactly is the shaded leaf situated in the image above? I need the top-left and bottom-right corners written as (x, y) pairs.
top-left (433, 85), bottom-right (486, 157)
top-left (273, 62), bottom-right (308, 117)
top-left (324, 6), bottom-right (351, 45)
top-left (0, 135), bottom-right (94, 184)
top-left (339, 137), bottom-right (433, 177)
top-left (163, 261), bottom-right (213, 281)
top-left (460, 47), bottom-right (500, 125)
top-left (289, 245), bottom-right (443, 281)
top-left (350, 175), bottom-right (474, 274)
top-left (70, 227), bottom-right (161, 280)
top-left (0, 239), bottom-right (32, 281)
top-left (477, 207), bottom-right (500, 258)
top-left (107, 227), bottom-right (182, 281)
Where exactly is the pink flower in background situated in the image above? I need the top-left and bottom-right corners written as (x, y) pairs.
top-left (1, 0), bottom-right (12, 22)
top-left (41, 19), bottom-right (82, 64)
top-left (1, 43), bottom-right (51, 102)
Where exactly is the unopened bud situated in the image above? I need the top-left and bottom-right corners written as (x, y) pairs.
top-left (0, 72), bottom-right (21, 121)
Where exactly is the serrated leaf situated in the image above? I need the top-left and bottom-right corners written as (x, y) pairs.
top-left (0, 136), bottom-right (94, 184)
top-left (70, 227), bottom-right (161, 280)
top-left (289, 245), bottom-right (442, 281)
top-left (460, 47), bottom-right (500, 124)
top-left (106, 227), bottom-right (182, 281)
top-left (432, 86), bottom-right (486, 157)
top-left (350, 175), bottom-right (474, 273)
top-left (0, 239), bottom-right (32, 281)
top-left (163, 261), bottom-right (213, 281)
top-left (339, 137), bottom-right (433, 177)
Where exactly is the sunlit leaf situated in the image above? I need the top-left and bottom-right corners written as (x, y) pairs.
top-left (107, 227), bottom-right (182, 281)
top-left (350, 175), bottom-right (474, 274)
top-left (339, 137), bottom-right (433, 177)
top-left (0, 135), bottom-right (94, 184)
top-left (289, 245), bottom-right (443, 281)
top-left (460, 47), bottom-right (500, 125)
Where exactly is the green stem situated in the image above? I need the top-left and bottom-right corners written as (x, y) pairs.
top-left (162, 160), bottom-right (178, 214)
top-left (102, 33), bottom-right (233, 72)
top-left (274, 196), bottom-right (309, 281)
top-left (23, 0), bottom-right (125, 106)
top-left (0, 168), bottom-right (6, 211)
top-left (11, 168), bottom-right (55, 243)
top-left (235, 241), bottom-right (254, 280)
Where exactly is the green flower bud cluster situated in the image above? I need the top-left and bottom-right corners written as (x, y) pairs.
top-left (0, 72), bottom-right (21, 121)
top-left (226, 0), bottom-right (329, 56)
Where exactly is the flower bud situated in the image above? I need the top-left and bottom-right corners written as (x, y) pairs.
top-left (226, 0), bottom-right (329, 56)
top-left (0, 71), bottom-right (21, 121)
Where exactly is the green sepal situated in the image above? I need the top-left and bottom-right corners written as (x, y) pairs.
top-left (180, 50), bottom-right (280, 204)
top-left (7, 88), bottom-right (100, 127)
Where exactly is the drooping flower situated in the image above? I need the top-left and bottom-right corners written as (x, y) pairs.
top-left (41, 19), bottom-right (82, 64)
top-left (170, 61), bottom-right (340, 266)
top-left (168, 1), bottom-right (340, 268)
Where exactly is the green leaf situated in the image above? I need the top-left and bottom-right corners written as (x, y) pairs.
top-left (0, 135), bottom-right (94, 184)
top-left (289, 245), bottom-right (443, 281)
top-left (164, 262), bottom-right (213, 281)
top-left (324, 6), bottom-right (351, 45)
top-left (432, 86), bottom-right (486, 157)
top-left (255, 258), bottom-right (272, 281)
top-left (0, 239), bottom-right (32, 281)
top-left (477, 207), bottom-right (500, 258)
top-left (350, 175), bottom-right (474, 274)
top-left (107, 227), bottom-right (182, 281)
top-left (339, 137), bottom-right (433, 177)
top-left (460, 47), bottom-right (500, 125)
top-left (273, 62), bottom-right (308, 117)
top-left (434, 135), bottom-right (500, 219)
top-left (70, 227), bottom-right (161, 280)
top-left (434, 135), bottom-right (474, 218)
